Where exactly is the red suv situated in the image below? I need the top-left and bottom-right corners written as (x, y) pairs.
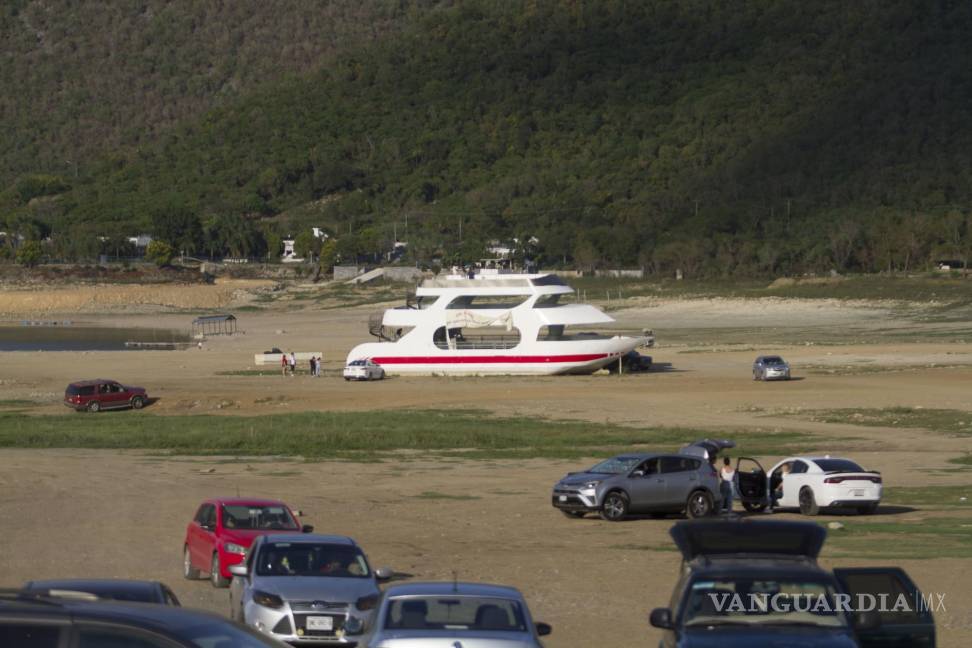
top-left (183, 498), bottom-right (313, 588)
top-left (64, 379), bottom-right (148, 412)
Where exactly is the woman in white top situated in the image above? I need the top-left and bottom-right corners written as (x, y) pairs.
top-left (720, 457), bottom-right (736, 513)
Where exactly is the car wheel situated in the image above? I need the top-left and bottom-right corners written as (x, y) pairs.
top-left (743, 501), bottom-right (767, 513)
top-left (344, 377), bottom-right (350, 381)
top-left (211, 553), bottom-right (230, 588)
top-left (600, 491), bottom-right (629, 521)
top-left (799, 487), bottom-right (820, 516)
top-left (131, 396), bottom-right (144, 409)
top-left (183, 546), bottom-right (201, 580)
top-left (686, 490), bottom-right (714, 518)
top-left (561, 510), bottom-right (585, 519)
top-left (87, 401), bottom-right (101, 413)
top-left (857, 502), bottom-right (878, 515)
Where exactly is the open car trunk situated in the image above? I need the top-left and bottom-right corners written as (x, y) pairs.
top-left (670, 519), bottom-right (826, 562)
top-left (678, 438), bottom-right (735, 461)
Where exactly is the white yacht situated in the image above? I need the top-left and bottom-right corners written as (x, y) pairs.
top-left (345, 272), bottom-right (653, 375)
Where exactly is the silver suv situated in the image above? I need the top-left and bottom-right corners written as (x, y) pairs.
top-left (229, 534), bottom-right (392, 645)
top-left (551, 440), bottom-right (731, 521)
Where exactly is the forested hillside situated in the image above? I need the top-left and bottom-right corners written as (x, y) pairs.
top-left (3, 0), bottom-right (972, 275)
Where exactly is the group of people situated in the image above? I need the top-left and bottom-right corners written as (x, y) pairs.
top-left (280, 351), bottom-right (323, 377)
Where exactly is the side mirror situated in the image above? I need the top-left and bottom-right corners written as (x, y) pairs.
top-left (649, 608), bottom-right (674, 630)
top-left (374, 566), bottom-right (394, 581)
top-left (854, 610), bottom-right (881, 631)
top-left (343, 616), bottom-right (364, 635)
top-left (228, 564), bottom-right (247, 577)
top-left (301, 524), bottom-right (314, 534)
top-left (631, 470), bottom-right (645, 478)
top-left (293, 509), bottom-right (304, 517)
top-left (535, 622), bottom-right (552, 636)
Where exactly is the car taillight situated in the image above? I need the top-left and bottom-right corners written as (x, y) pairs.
top-left (824, 477), bottom-right (845, 484)
top-left (707, 463), bottom-right (717, 477)
top-left (869, 476), bottom-right (882, 483)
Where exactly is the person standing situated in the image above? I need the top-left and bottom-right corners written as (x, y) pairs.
top-left (315, 356), bottom-right (322, 377)
top-left (720, 456), bottom-right (736, 514)
top-left (289, 351), bottom-right (297, 376)
top-left (280, 353), bottom-right (288, 377)
top-left (309, 355), bottom-right (317, 378)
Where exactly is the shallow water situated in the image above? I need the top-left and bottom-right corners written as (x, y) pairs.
top-left (0, 325), bottom-right (190, 351)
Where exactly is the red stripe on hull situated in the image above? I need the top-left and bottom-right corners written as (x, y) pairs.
top-left (371, 353), bottom-right (611, 365)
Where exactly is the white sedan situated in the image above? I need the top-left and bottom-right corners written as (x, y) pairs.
top-left (343, 358), bottom-right (385, 381)
top-left (768, 456), bottom-right (882, 515)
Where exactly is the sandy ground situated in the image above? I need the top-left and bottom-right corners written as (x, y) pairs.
top-left (1, 285), bottom-right (971, 646)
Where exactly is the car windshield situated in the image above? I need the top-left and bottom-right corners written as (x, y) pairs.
top-left (222, 505), bottom-right (298, 530)
top-left (588, 456), bottom-right (643, 474)
top-left (682, 577), bottom-right (847, 628)
top-left (183, 620), bottom-right (291, 647)
top-left (255, 543), bottom-right (371, 578)
top-left (383, 596), bottom-right (527, 632)
top-left (814, 459), bottom-right (864, 473)
top-left (762, 357), bottom-right (785, 365)
top-left (349, 360), bottom-right (365, 366)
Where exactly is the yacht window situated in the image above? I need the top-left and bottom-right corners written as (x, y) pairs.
top-left (446, 295), bottom-right (528, 309)
top-left (433, 326), bottom-right (520, 350)
top-left (533, 294), bottom-right (562, 308)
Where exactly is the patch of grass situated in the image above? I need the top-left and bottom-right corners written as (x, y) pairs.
top-left (883, 486), bottom-right (972, 506)
top-left (949, 454), bottom-right (972, 467)
top-left (785, 407), bottom-right (972, 436)
top-left (0, 410), bottom-right (812, 460)
top-left (265, 470), bottom-right (302, 477)
top-left (0, 399), bottom-right (40, 408)
top-left (411, 491), bottom-right (481, 501)
top-left (801, 363), bottom-right (966, 376)
top-left (822, 517), bottom-right (972, 559)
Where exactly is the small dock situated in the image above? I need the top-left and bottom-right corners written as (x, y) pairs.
top-left (124, 341), bottom-right (194, 350)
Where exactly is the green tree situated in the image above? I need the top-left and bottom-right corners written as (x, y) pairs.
top-left (318, 238), bottom-right (338, 275)
top-left (294, 230), bottom-right (321, 261)
top-left (15, 240), bottom-right (42, 267)
top-left (145, 239), bottom-right (175, 267)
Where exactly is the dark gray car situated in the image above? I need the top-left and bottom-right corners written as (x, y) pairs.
top-left (551, 441), bottom-right (731, 521)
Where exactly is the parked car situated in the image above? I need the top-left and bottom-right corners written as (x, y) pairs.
top-left (348, 582), bottom-right (552, 648)
top-left (734, 456), bottom-right (882, 515)
top-left (184, 498), bottom-right (312, 589)
top-left (606, 350), bottom-right (653, 374)
top-left (22, 579), bottom-right (180, 605)
top-left (0, 589), bottom-right (290, 648)
top-left (229, 534), bottom-right (392, 645)
top-left (649, 519), bottom-right (935, 648)
top-left (343, 358), bottom-right (385, 381)
top-left (551, 440), bottom-right (733, 521)
top-left (63, 379), bottom-right (148, 412)
top-left (752, 355), bottom-right (791, 381)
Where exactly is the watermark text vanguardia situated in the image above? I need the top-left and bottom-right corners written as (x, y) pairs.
top-left (708, 592), bottom-right (946, 614)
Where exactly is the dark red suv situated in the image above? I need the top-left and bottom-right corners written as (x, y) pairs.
top-left (64, 379), bottom-right (148, 412)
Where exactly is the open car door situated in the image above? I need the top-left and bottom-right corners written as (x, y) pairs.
top-left (833, 567), bottom-right (935, 648)
top-left (734, 456), bottom-right (768, 512)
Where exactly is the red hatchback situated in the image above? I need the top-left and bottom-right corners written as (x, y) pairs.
top-left (64, 379), bottom-right (148, 412)
top-left (183, 498), bottom-right (312, 588)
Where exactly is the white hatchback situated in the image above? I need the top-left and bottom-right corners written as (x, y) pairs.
top-left (343, 358), bottom-right (385, 381)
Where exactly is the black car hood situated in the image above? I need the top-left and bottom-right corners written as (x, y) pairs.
top-left (680, 625), bottom-right (858, 647)
top-left (670, 520), bottom-right (826, 562)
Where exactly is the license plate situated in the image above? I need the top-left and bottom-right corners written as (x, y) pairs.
top-left (306, 616), bottom-right (334, 631)
top-left (559, 495), bottom-right (567, 502)
top-left (852, 489), bottom-right (864, 497)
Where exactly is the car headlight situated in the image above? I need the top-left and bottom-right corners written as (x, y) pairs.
top-left (584, 481), bottom-right (601, 490)
top-left (253, 590), bottom-right (284, 609)
top-left (224, 542), bottom-right (246, 555)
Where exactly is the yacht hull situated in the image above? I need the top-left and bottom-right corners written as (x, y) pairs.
top-left (348, 338), bottom-right (643, 376)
